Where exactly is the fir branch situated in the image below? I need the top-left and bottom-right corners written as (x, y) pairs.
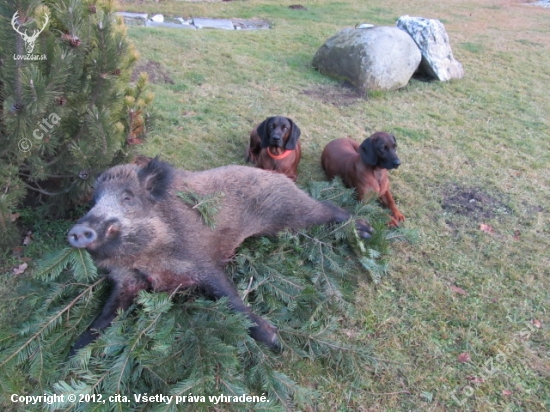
top-left (69, 248), bottom-right (98, 282)
top-left (176, 191), bottom-right (225, 229)
top-left (114, 287), bottom-right (180, 393)
top-left (0, 278), bottom-right (104, 369)
top-left (34, 247), bottom-right (74, 281)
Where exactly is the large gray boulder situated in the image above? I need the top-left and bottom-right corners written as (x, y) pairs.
top-left (312, 26), bottom-right (421, 92)
top-left (396, 15), bottom-right (464, 81)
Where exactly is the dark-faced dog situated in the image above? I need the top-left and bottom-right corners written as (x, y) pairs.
top-left (246, 116), bottom-right (302, 181)
top-left (321, 132), bottom-right (405, 226)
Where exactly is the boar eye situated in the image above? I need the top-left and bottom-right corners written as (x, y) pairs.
top-left (122, 191), bottom-right (135, 205)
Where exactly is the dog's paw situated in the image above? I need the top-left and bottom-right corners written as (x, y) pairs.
top-left (389, 210), bottom-right (405, 226)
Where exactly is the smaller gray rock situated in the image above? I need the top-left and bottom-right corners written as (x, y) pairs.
top-left (175, 17), bottom-right (193, 26)
top-left (396, 15), bottom-right (464, 81)
top-left (151, 14), bottom-right (164, 23)
top-left (193, 18), bottom-right (234, 30)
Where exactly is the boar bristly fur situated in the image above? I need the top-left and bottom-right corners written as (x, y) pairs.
top-left (68, 158), bottom-right (372, 354)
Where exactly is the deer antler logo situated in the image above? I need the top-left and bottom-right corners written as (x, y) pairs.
top-left (11, 11), bottom-right (49, 54)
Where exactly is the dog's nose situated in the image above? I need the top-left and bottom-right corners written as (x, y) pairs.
top-left (394, 159), bottom-right (401, 167)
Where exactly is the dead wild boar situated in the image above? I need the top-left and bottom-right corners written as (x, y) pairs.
top-left (67, 158), bottom-right (373, 353)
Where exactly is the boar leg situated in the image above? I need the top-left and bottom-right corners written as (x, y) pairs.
top-left (70, 270), bottom-right (149, 355)
top-left (314, 202), bottom-right (374, 240)
top-left (202, 268), bottom-right (278, 349)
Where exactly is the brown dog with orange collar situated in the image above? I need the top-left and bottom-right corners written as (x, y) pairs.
top-left (246, 116), bottom-right (302, 182)
top-left (321, 132), bottom-right (405, 226)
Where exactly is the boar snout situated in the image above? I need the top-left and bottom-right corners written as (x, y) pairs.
top-left (68, 224), bottom-right (98, 248)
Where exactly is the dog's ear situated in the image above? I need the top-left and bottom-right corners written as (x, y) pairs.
top-left (285, 119), bottom-right (301, 150)
top-left (391, 134), bottom-right (397, 145)
top-left (257, 118), bottom-right (272, 149)
top-left (359, 137), bottom-right (378, 166)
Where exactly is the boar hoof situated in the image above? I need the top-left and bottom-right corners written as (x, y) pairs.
top-left (68, 329), bottom-right (99, 357)
top-left (355, 219), bottom-right (374, 240)
top-left (250, 320), bottom-right (279, 350)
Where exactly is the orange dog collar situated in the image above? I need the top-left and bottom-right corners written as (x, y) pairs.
top-left (267, 149), bottom-right (293, 160)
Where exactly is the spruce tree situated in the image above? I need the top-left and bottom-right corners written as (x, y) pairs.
top-left (0, 0), bottom-right (153, 249)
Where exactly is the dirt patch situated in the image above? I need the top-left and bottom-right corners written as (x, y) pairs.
top-left (302, 83), bottom-right (364, 107)
top-left (131, 60), bottom-right (174, 84)
top-left (441, 184), bottom-right (512, 220)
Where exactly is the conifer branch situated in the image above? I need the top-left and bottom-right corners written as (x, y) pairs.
top-left (0, 278), bottom-right (104, 368)
top-left (25, 184), bottom-right (58, 196)
top-left (115, 286), bottom-right (181, 393)
top-left (176, 191), bottom-right (225, 229)
top-left (24, 179), bottom-right (77, 197)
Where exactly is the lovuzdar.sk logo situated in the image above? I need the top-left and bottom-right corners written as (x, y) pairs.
top-left (12, 11), bottom-right (49, 61)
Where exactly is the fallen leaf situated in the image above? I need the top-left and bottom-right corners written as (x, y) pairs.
top-left (343, 329), bottom-right (359, 338)
top-left (12, 246), bottom-right (24, 257)
top-left (458, 352), bottom-right (471, 363)
top-left (502, 389), bottom-right (512, 396)
top-left (513, 230), bottom-right (521, 240)
top-left (532, 319), bottom-right (542, 328)
top-left (466, 375), bottom-right (485, 384)
top-left (23, 231), bottom-right (33, 246)
top-left (480, 223), bottom-right (495, 234)
top-left (13, 262), bottom-right (28, 275)
top-left (450, 285), bottom-right (468, 296)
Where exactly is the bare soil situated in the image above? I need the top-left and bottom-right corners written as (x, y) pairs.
top-left (441, 184), bottom-right (512, 220)
top-left (301, 83), bottom-right (364, 107)
top-left (131, 60), bottom-right (174, 84)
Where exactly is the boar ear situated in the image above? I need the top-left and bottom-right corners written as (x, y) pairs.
top-left (285, 119), bottom-right (301, 150)
top-left (138, 157), bottom-right (173, 201)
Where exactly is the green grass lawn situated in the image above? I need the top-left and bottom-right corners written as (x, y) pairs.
top-left (2, 0), bottom-right (549, 410)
